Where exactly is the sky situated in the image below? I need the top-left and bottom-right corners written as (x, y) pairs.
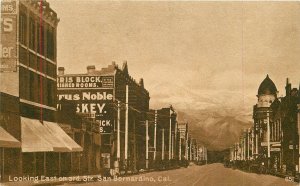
top-left (48, 0), bottom-right (300, 113)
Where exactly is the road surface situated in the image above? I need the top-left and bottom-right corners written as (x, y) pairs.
top-left (63, 163), bottom-right (298, 186)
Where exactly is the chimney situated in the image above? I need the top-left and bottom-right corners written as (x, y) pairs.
top-left (87, 65), bottom-right (96, 74)
top-left (58, 67), bottom-right (65, 75)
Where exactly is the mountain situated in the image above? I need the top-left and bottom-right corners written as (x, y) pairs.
top-left (148, 82), bottom-right (255, 150)
top-left (177, 110), bottom-right (253, 150)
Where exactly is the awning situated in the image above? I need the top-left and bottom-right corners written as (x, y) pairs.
top-left (0, 126), bottom-right (21, 148)
top-left (21, 117), bottom-right (70, 152)
top-left (43, 121), bottom-right (83, 152)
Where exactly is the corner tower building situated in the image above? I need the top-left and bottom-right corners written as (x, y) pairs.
top-left (253, 75), bottom-right (278, 164)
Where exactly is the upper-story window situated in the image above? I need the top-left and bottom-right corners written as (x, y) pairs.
top-left (29, 17), bottom-right (36, 50)
top-left (47, 26), bottom-right (55, 60)
top-left (19, 13), bottom-right (27, 45)
top-left (37, 23), bottom-right (44, 56)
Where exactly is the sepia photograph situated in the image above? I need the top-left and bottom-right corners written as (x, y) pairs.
top-left (0, 0), bottom-right (300, 185)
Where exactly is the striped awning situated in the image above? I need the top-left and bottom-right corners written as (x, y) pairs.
top-left (21, 117), bottom-right (70, 152)
top-left (44, 121), bottom-right (83, 152)
top-left (0, 126), bottom-right (21, 148)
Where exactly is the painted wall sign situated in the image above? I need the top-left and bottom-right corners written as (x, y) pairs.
top-left (58, 88), bottom-right (114, 134)
top-left (57, 75), bottom-right (114, 89)
top-left (0, 0), bottom-right (17, 72)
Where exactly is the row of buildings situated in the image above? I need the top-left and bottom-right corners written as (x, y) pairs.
top-left (0, 0), bottom-right (207, 181)
top-left (56, 62), bottom-right (207, 175)
top-left (229, 75), bottom-right (300, 176)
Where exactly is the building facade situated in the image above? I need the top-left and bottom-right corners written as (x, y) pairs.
top-left (230, 75), bottom-right (300, 176)
top-left (57, 62), bottom-right (150, 174)
top-left (0, 0), bottom-right (83, 181)
top-left (177, 122), bottom-right (188, 161)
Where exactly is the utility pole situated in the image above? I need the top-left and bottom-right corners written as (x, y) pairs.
top-left (169, 108), bottom-right (172, 160)
top-left (205, 147), bottom-right (207, 164)
top-left (115, 100), bottom-right (121, 174)
top-left (243, 131), bottom-right (246, 160)
top-left (174, 121), bottom-right (177, 160)
top-left (154, 110), bottom-right (157, 160)
top-left (146, 120), bottom-right (149, 169)
top-left (125, 85), bottom-right (129, 170)
top-left (297, 104), bottom-right (300, 174)
top-left (256, 126), bottom-right (259, 158)
top-left (189, 137), bottom-right (192, 161)
top-left (247, 129), bottom-right (250, 160)
top-left (267, 111), bottom-right (271, 170)
top-left (185, 132), bottom-right (188, 160)
top-left (251, 129), bottom-right (254, 160)
top-left (171, 133), bottom-right (174, 159)
top-left (162, 129), bottom-right (165, 160)
top-left (179, 138), bottom-right (182, 161)
top-left (196, 146), bottom-right (198, 162)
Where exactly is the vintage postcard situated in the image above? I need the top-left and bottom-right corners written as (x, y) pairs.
top-left (0, 0), bottom-right (299, 185)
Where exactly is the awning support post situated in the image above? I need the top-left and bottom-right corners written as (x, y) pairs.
top-left (2, 148), bottom-right (4, 180)
top-left (44, 152), bottom-right (46, 176)
top-left (34, 152), bottom-right (37, 176)
top-left (58, 153), bottom-right (61, 177)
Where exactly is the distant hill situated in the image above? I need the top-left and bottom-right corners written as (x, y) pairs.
top-left (148, 82), bottom-right (255, 150)
top-left (177, 109), bottom-right (252, 150)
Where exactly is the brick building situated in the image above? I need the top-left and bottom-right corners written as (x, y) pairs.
top-left (57, 62), bottom-right (150, 173)
top-left (0, 0), bottom-right (82, 180)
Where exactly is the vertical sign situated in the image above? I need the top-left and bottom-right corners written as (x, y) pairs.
top-left (1, 0), bottom-right (17, 72)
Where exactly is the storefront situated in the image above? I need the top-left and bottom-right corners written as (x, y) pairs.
top-left (0, 126), bottom-right (21, 181)
top-left (21, 117), bottom-right (82, 177)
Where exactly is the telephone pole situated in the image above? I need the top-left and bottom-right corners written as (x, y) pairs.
top-left (154, 110), bottom-right (157, 160)
top-left (125, 85), bottom-right (129, 170)
top-left (146, 120), bottom-right (149, 169)
top-left (115, 100), bottom-right (121, 174)
top-left (169, 108), bottom-right (172, 160)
